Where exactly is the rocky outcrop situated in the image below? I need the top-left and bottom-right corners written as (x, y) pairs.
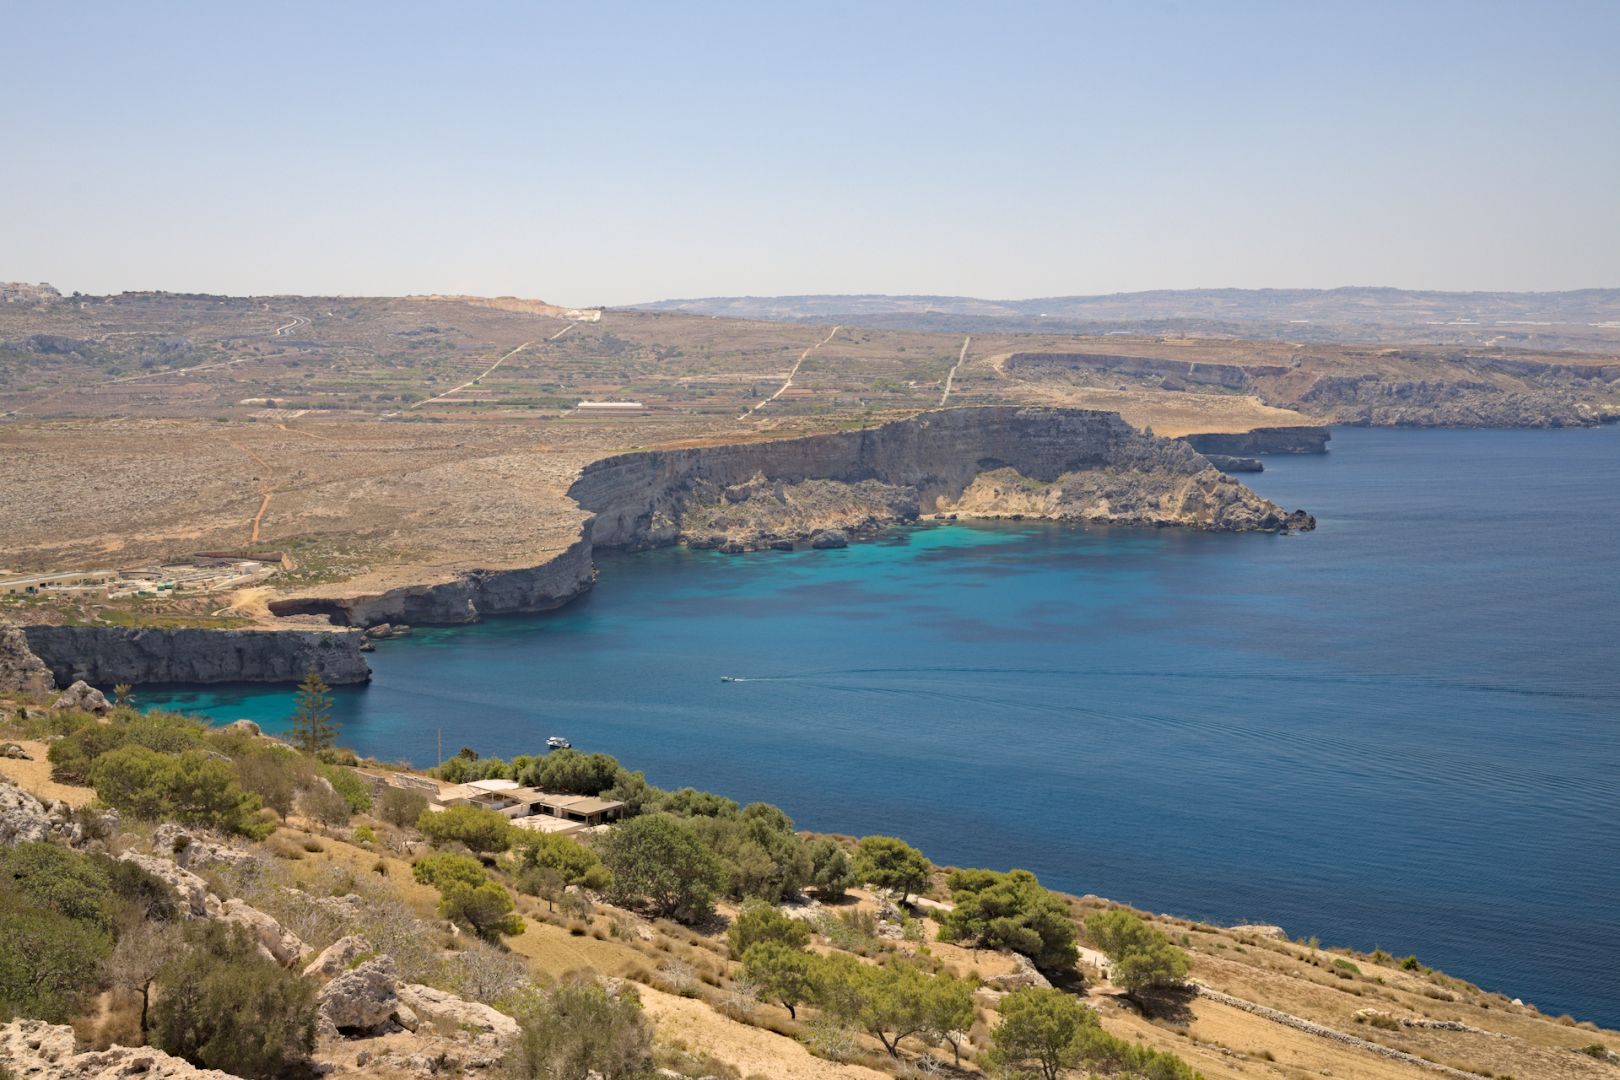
top-left (0, 1019), bottom-right (242, 1079)
top-left (119, 843), bottom-right (308, 964)
top-left (0, 620), bottom-right (54, 694)
top-left (153, 824), bottom-right (257, 871)
top-left (319, 955), bottom-right (408, 1033)
top-left (1182, 426), bottom-right (1332, 455)
top-left (53, 679), bottom-right (109, 714)
top-left (1, 778), bottom-right (83, 847)
top-left (570, 407), bottom-right (1312, 550)
top-left (268, 532), bottom-right (595, 627)
top-left (221, 897), bottom-right (312, 967)
top-left (983, 953), bottom-right (1054, 992)
top-left (396, 983), bottom-right (521, 1042)
top-left (119, 851), bottom-right (220, 918)
top-left (1202, 454), bottom-right (1263, 473)
top-left (303, 934), bottom-right (375, 979)
top-left (20, 625), bottom-right (370, 687)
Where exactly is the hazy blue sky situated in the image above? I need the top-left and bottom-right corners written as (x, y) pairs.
top-left (4, 1), bottom-right (1617, 305)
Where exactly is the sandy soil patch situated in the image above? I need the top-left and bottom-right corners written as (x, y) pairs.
top-left (0, 739), bottom-right (94, 806)
top-left (640, 985), bottom-right (889, 1080)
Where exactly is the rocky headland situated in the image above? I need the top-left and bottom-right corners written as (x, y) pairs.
top-left (569, 406), bottom-right (1313, 553)
top-left (1181, 426), bottom-right (1333, 456)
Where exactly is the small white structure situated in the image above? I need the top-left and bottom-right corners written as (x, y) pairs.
top-left (436, 778), bottom-right (625, 836)
top-left (574, 401), bottom-right (646, 411)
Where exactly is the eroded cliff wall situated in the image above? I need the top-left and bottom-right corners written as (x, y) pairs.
top-left (569, 407), bottom-right (1312, 549)
top-left (267, 532), bottom-right (595, 627)
top-left (20, 625), bottom-right (371, 687)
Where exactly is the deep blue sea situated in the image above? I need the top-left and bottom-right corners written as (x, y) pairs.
top-left (150, 426), bottom-right (1620, 1026)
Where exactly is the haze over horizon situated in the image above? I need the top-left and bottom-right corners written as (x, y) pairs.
top-left (4, 1), bottom-right (1618, 306)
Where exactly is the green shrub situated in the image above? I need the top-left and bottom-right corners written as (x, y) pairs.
top-left (1085, 910), bottom-right (1190, 995)
top-left (938, 867), bottom-right (1078, 970)
top-left (90, 744), bottom-right (272, 838)
top-left (853, 836), bottom-right (931, 903)
top-left (728, 899), bottom-right (811, 959)
top-left (686, 803), bottom-right (811, 903)
top-left (806, 837), bottom-right (855, 900)
top-left (515, 748), bottom-right (623, 795)
top-left (0, 897), bottom-right (111, 1022)
top-left (514, 829), bottom-right (612, 889)
top-left (316, 762), bottom-right (372, 814)
top-left (599, 813), bottom-right (725, 924)
top-left (0, 841), bottom-right (116, 932)
top-left (988, 986), bottom-right (1199, 1079)
top-left (377, 785), bottom-right (429, 828)
top-left (413, 851), bottom-right (488, 890)
top-left (504, 974), bottom-right (652, 1080)
top-left (439, 880), bottom-right (525, 941)
top-left (152, 923), bottom-right (317, 1078)
top-left (416, 803), bottom-right (513, 853)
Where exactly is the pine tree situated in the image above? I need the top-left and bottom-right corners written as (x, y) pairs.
top-left (289, 669), bottom-right (337, 755)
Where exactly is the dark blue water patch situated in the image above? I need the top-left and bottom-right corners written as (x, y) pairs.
top-left (149, 425), bottom-right (1620, 1026)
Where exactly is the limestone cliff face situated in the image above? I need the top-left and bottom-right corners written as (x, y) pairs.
top-left (569, 407), bottom-right (1312, 549)
top-left (266, 533), bottom-right (595, 627)
top-left (0, 620), bottom-right (55, 694)
top-left (20, 625), bottom-right (371, 687)
top-left (1182, 427), bottom-right (1332, 455)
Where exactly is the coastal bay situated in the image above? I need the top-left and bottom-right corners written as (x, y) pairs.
top-left (151, 425), bottom-right (1620, 1027)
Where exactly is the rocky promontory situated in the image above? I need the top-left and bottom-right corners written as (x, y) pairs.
top-left (1182, 426), bottom-right (1332, 455)
top-left (570, 406), bottom-right (1313, 551)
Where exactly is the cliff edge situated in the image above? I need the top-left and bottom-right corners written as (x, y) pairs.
top-left (570, 406), bottom-right (1313, 551)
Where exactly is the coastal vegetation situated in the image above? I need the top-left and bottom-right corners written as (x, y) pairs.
top-left (1, 690), bottom-right (1616, 1080)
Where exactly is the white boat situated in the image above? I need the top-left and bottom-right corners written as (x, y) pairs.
top-left (720, 675), bottom-right (739, 683)
top-left (547, 736), bottom-right (571, 750)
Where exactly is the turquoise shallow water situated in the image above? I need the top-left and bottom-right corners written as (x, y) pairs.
top-left (150, 425), bottom-right (1620, 1025)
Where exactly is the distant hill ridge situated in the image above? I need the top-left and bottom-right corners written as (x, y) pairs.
top-left (632, 288), bottom-right (1620, 350)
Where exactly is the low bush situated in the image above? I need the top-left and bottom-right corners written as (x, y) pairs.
top-left (417, 803), bottom-right (513, 853)
top-left (90, 745), bottom-right (272, 838)
top-left (413, 851), bottom-right (488, 890)
top-left (377, 785), bottom-right (429, 828)
top-left (503, 974), bottom-right (652, 1080)
top-left (151, 922), bottom-right (317, 1079)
